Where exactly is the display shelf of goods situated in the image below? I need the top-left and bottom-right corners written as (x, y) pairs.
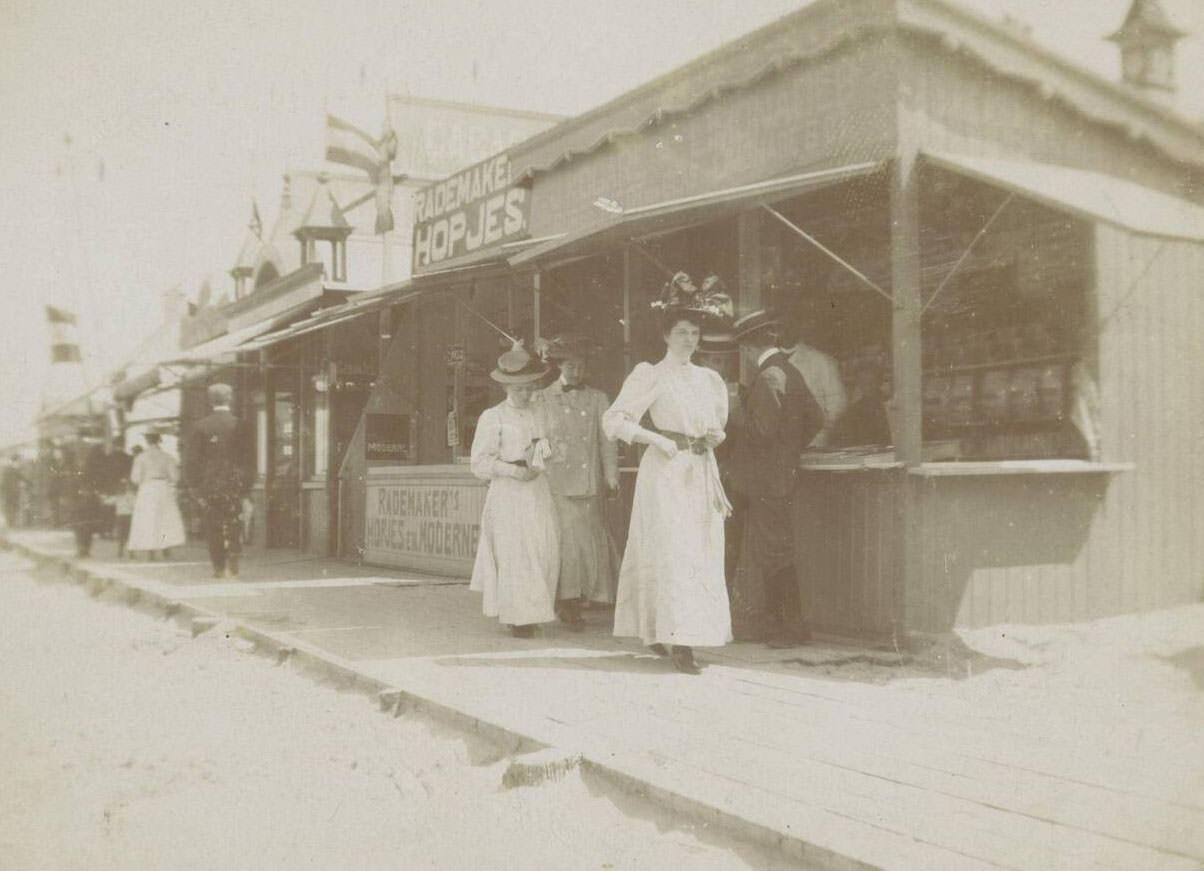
top-left (923, 359), bottom-right (1073, 434)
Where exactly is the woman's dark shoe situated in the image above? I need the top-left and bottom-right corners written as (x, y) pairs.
top-left (510, 624), bottom-right (537, 638)
top-left (557, 599), bottom-right (585, 632)
top-left (648, 643), bottom-right (669, 657)
top-left (670, 645), bottom-right (701, 675)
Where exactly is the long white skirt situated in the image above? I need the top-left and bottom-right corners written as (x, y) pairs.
top-left (613, 450), bottom-right (731, 647)
top-left (127, 480), bottom-right (186, 552)
top-left (552, 494), bottom-right (618, 604)
top-left (470, 476), bottom-right (559, 626)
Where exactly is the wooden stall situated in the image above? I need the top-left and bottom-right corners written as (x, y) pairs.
top-left (347, 0), bottom-right (1204, 640)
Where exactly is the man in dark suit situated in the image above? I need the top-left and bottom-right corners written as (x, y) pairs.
top-left (729, 310), bottom-right (824, 648)
top-left (185, 383), bottom-right (253, 578)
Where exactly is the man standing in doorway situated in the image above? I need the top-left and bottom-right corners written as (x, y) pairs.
top-left (730, 310), bottom-right (824, 648)
top-left (185, 383), bottom-right (253, 579)
top-left (536, 335), bottom-right (620, 630)
top-left (780, 297), bottom-right (847, 448)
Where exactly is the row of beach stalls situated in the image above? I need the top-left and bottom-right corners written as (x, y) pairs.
top-left (158, 0), bottom-right (1204, 643)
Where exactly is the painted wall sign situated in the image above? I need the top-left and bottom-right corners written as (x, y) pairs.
top-left (363, 470), bottom-right (487, 574)
top-left (386, 95), bottom-right (559, 181)
top-left (365, 413), bottom-right (411, 462)
top-left (411, 153), bottom-right (530, 272)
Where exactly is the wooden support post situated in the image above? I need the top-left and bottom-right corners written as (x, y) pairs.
top-left (533, 271), bottom-right (542, 344)
top-left (891, 122), bottom-right (925, 640)
top-left (737, 210), bottom-right (763, 385)
top-left (377, 308), bottom-right (392, 378)
top-left (737, 210), bottom-right (762, 315)
top-left (890, 154), bottom-right (923, 468)
top-left (622, 249), bottom-right (633, 375)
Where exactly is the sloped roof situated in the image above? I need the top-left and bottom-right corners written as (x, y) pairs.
top-left (231, 227), bottom-right (261, 273)
top-left (502, 0), bottom-right (1204, 184)
top-left (296, 182), bottom-right (351, 233)
top-left (1108, 0), bottom-right (1187, 41)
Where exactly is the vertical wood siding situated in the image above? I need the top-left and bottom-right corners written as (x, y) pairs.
top-left (1095, 229), bottom-right (1204, 614)
top-left (794, 470), bottom-right (904, 639)
top-left (913, 230), bottom-right (1204, 633)
top-left (902, 41), bottom-right (1204, 632)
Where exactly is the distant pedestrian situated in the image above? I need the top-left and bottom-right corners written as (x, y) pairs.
top-left (113, 479), bottom-right (135, 558)
top-left (98, 442), bottom-right (133, 539)
top-left (535, 334), bottom-right (620, 629)
top-left (127, 432), bottom-right (186, 560)
top-left (184, 383), bottom-right (254, 579)
top-left (1, 454), bottom-right (25, 529)
top-left (70, 443), bottom-right (107, 557)
top-left (47, 447), bottom-right (72, 527)
top-left (469, 341), bottom-right (559, 638)
top-left (730, 310), bottom-right (824, 648)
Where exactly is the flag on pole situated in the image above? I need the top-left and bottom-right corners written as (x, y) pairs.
top-left (250, 200), bottom-right (263, 238)
top-left (324, 113), bottom-right (397, 235)
top-left (45, 305), bottom-right (82, 363)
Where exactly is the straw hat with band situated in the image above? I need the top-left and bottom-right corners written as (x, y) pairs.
top-left (490, 340), bottom-right (550, 384)
top-left (731, 309), bottom-right (782, 344)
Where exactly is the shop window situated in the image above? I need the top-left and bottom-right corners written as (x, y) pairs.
top-left (298, 333), bottom-right (334, 480)
top-left (758, 179), bottom-right (894, 450)
top-left (327, 314), bottom-right (381, 470)
top-left (414, 296), bottom-right (456, 465)
top-left (457, 279), bottom-right (514, 456)
top-left (539, 254), bottom-right (626, 398)
top-left (919, 169), bottom-right (1094, 460)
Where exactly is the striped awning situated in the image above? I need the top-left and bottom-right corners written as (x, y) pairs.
top-left (508, 160), bottom-right (886, 268)
top-left (923, 152), bottom-right (1204, 242)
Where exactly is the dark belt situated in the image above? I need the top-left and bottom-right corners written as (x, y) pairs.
top-left (655, 429), bottom-right (711, 455)
top-left (508, 459), bottom-right (529, 468)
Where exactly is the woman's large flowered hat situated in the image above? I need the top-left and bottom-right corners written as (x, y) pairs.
top-left (490, 339), bottom-right (550, 384)
top-left (651, 272), bottom-right (734, 327)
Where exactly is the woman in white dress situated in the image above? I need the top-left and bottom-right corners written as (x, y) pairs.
top-left (469, 341), bottom-right (560, 637)
top-left (603, 273), bottom-right (734, 674)
top-left (126, 433), bottom-right (186, 560)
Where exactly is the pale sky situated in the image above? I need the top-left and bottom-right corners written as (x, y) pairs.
top-left (1, 0), bottom-right (1201, 446)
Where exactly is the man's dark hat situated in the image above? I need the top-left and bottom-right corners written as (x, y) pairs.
top-left (731, 309), bottom-right (782, 343)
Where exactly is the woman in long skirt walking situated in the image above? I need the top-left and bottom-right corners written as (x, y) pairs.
top-left (126, 433), bottom-right (186, 560)
top-left (469, 341), bottom-right (560, 637)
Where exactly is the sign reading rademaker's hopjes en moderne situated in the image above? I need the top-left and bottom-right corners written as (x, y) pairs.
top-left (411, 152), bottom-right (530, 273)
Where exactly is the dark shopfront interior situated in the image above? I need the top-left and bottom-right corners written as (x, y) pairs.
top-left (350, 155), bottom-right (1137, 638)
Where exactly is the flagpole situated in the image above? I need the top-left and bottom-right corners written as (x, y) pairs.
top-left (381, 228), bottom-right (392, 285)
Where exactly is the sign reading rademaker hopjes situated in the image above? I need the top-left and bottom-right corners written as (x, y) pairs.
top-left (411, 152), bottom-right (530, 273)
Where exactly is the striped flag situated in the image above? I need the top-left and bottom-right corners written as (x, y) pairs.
top-left (324, 113), bottom-right (397, 235)
top-left (45, 305), bottom-right (81, 363)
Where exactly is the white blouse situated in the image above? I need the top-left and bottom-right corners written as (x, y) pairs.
top-left (470, 401), bottom-right (546, 481)
top-left (130, 447), bottom-right (179, 485)
top-left (603, 357), bottom-right (729, 444)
